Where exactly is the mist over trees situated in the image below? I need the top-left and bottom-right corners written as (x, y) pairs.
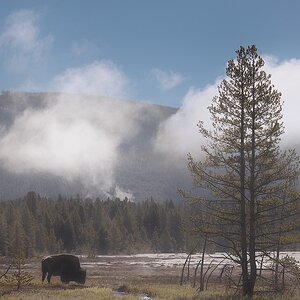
top-left (182, 45), bottom-right (300, 296)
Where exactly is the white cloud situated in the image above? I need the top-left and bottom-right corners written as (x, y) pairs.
top-left (51, 60), bottom-right (130, 98)
top-left (154, 83), bottom-right (218, 159)
top-left (0, 9), bottom-right (53, 72)
top-left (152, 68), bottom-right (185, 91)
top-left (0, 57), bottom-right (135, 197)
top-left (154, 56), bottom-right (300, 159)
top-left (263, 56), bottom-right (300, 147)
top-left (0, 94), bottom-right (143, 197)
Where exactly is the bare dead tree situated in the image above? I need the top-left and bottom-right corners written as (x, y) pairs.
top-left (0, 264), bottom-right (12, 280)
top-left (180, 243), bottom-right (199, 285)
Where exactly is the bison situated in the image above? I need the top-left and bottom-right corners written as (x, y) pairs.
top-left (42, 254), bottom-right (86, 284)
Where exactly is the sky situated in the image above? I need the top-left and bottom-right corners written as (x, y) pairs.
top-left (1, 0), bottom-right (300, 107)
top-left (1, 0), bottom-right (300, 197)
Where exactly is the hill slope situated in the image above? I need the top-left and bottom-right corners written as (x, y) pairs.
top-left (0, 92), bottom-right (190, 200)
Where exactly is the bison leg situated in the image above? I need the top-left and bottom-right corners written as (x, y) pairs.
top-left (42, 270), bottom-right (47, 282)
top-left (47, 272), bottom-right (52, 283)
top-left (42, 263), bottom-right (48, 283)
top-left (60, 273), bottom-right (70, 284)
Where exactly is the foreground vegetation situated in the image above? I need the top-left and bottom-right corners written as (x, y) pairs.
top-left (1, 254), bottom-right (300, 300)
top-left (1, 283), bottom-right (300, 300)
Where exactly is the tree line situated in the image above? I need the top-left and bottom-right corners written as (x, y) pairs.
top-left (0, 191), bottom-right (198, 257)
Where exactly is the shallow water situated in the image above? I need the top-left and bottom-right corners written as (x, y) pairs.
top-left (81, 251), bottom-right (300, 270)
top-left (112, 291), bottom-right (151, 299)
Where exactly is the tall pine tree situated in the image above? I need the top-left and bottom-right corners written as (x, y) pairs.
top-left (184, 45), bottom-right (300, 296)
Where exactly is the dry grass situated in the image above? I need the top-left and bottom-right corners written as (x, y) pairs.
top-left (0, 287), bottom-right (115, 300)
top-left (1, 281), bottom-right (300, 299)
top-left (1, 256), bottom-right (300, 299)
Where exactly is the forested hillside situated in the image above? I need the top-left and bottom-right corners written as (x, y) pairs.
top-left (0, 192), bottom-right (196, 257)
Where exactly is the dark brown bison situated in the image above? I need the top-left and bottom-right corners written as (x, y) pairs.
top-left (42, 254), bottom-right (86, 284)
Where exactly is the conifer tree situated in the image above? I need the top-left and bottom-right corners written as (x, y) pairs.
top-left (184, 45), bottom-right (300, 296)
top-left (4, 248), bottom-right (34, 290)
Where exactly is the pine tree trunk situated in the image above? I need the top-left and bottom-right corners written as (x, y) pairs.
top-left (249, 60), bottom-right (257, 296)
top-left (240, 72), bottom-right (250, 297)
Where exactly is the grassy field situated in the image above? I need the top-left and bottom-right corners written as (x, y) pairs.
top-left (1, 283), bottom-right (300, 300)
top-left (1, 256), bottom-right (300, 299)
top-left (1, 283), bottom-right (201, 300)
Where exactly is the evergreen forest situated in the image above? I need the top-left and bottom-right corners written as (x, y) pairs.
top-left (0, 192), bottom-right (195, 257)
